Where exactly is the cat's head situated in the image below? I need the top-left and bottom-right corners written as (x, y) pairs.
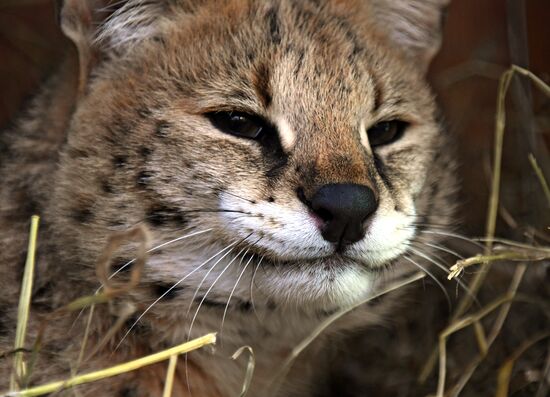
top-left (52, 0), bottom-right (452, 311)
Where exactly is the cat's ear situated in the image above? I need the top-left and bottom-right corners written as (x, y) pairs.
top-left (55, 0), bottom-right (167, 94)
top-left (369, 0), bottom-right (450, 72)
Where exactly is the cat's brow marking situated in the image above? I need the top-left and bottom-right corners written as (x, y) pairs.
top-left (275, 116), bottom-right (297, 151)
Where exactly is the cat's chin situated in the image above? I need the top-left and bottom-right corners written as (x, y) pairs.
top-left (259, 251), bottom-right (395, 272)
top-left (255, 256), bottom-right (381, 309)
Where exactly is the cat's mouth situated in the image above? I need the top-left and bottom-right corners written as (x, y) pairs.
top-left (246, 247), bottom-right (399, 272)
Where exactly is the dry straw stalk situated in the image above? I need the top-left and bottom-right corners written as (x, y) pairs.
top-left (10, 215), bottom-right (40, 390)
top-left (3, 333), bottom-right (217, 397)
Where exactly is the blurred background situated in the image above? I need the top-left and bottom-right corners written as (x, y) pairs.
top-left (0, 0), bottom-right (548, 396)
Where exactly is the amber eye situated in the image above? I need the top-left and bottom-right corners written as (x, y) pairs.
top-left (207, 111), bottom-right (265, 139)
top-left (367, 120), bottom-right (407, 147)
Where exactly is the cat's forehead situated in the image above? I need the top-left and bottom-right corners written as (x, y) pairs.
top-left (131, 5), bottom-right (397, 104)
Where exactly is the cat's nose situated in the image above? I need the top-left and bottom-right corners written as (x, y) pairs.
top-left (310, 183), bottom-right (378, 246)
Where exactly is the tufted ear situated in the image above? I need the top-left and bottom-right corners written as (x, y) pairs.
top-left (369, 0), bottom-right (450, 73)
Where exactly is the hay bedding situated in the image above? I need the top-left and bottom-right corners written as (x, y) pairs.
top-left (0, 1), bottom-right (549, 394)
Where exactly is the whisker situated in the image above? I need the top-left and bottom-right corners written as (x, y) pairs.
top-left (187, 246), bottom-right (248, 340)
top-left (221, 253), bottom-right (255, 335)
top-left (186, 245), bottom-right (240, 317)
top-left (473, 237), bottom-right (547, 251)
top-left (408, 246), bottom-right (480, 306)
top-left (418, 229), bottom-right (485, 249)
top-left (217, 189), bottom-right (257, 204)
top-left (71, 228), bottom-right (213, 333)
top-left (403, 254), bottom-right (451, 311)
top-left (414, 238), bottom-right (465, 259)
top-left (250, 255), bottom-right (265, 320)
top-left (110, 228), bottom-right (213, 279)
top-left (114, 240), bottom-right (238, 350)
top-left (182, 235), bottom-right (250, 395)
top-left (407, 220), bottom-right (458, 229)
top-left (179, 208), bottom-right (257, 215)
top-left (185, 233), bottom-right (253, 316)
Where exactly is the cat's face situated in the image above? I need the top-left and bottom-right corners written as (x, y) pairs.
top-left (54, 0), bottom-right (451, 311)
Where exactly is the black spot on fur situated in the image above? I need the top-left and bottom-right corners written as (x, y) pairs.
top-left (318, 308), bottom-right (338, 317)
top-left (17, 195), bottom-right (39, 218)
top-left (146, 205), bottom-right (187, 227)
top-left (140, 146), bottom-right (152, 159)
top-left (246, 50), bottom-right (256, 62)
top-left (31, 282), bottom-right (55, 311)
top-left (154, 283), bottom-right (184, 300)
top-left (0, 136), bottom-right (11, 165)
top-left (294, 50), bottom-right (305, 76)
top-left (101, 179), bottom-right (114, 194)
top-left (113, 155), bottom-right (127, 168)
top-left (124, 315), bottom-right (149, 335)
top-left (136, 107), bottom-right (152, 118)
top-left (201, 296), bottom-right (253, 312)
top-left (267, 196), bottom-right (275, 203)
top-left (111, 116), bottom-right (134, 138)
top-left (155, 120), bottom-right (171, 138)
top-left (108, 218), bottom-right (125, 227)
top-left (136, 170), bottom-right (154, 187)
top-left (119, 387), bottom-right (138, 397)
top-left (0, 305), bottom-right (9, 336)
top-left (71, 207), bottom-right (93, 223)
top-left (239, 300), bottom-right (253, 312)
top-left (111, 257), bottom-right (134, 273)
top-left (152, 35), bottom-right (166, 47)
top-left (198, 297), bottom-right (226, 309)
top-left (266, 7), bottom-right (282, 45)
top-left (253, 63), bottom-right (272, 108)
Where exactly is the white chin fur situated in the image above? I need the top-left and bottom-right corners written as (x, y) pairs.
top-left (257, 261), bottom-right (375, 309)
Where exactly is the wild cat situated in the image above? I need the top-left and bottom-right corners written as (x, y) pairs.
top-left (0, 0), bottom-right (455, 396)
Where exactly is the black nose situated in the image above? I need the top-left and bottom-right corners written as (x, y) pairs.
top-left (309, 183), bottom-right (378, 245)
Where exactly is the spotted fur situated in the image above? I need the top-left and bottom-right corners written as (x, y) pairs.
top-left (0, 1), bottom-right (454, 396)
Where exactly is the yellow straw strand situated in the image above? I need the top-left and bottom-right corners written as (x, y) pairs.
top-left (4, 333), bottom-right (216, 397)
top-left (10, 215), bottom-right (40, 390)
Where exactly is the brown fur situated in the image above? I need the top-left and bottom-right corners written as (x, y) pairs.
top-left (1, 1), bottom-right (454, 396)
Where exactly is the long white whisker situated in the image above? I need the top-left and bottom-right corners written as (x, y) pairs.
top-left (71, 228), bottom-right (214, 333)
top-left (183, 239), bottom-right (249, 395)
top-left (415, 239), bottom-right (465, 259)
top-left (109, 228), bottom-right (213, 280)
top-left (250, 255), bottom-right (265, 320)
top-left (186, 245), bottom-right (240, 316)
top-left (187, 246), bottom-right (247, 340)
top-left (403, 254), bottom-right (451, 310)
top-left (221, 253), bottom-right (255, 335)
top-left (419, 230), bottom-right (485, 249)
top-left (408, 246), bottom-right (479, 306)
top-left (114, 240), bottom-right (238, 350)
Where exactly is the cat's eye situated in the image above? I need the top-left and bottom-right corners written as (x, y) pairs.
top-left (207, 111), bottom-right (265, 139)
top-left (367, 120), bottom-right (407, 147)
